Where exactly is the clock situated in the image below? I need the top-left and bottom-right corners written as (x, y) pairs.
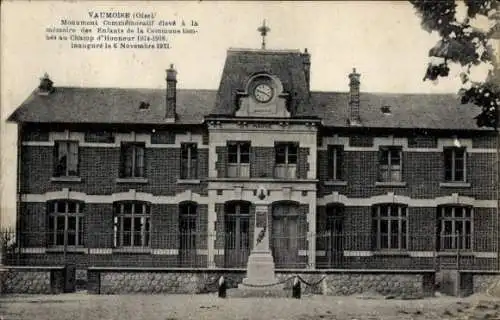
top-left (253, 83), bottom-right (274, 103)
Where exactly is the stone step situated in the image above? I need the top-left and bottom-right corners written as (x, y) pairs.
top-left (227, 287), bottom-right (291, 298)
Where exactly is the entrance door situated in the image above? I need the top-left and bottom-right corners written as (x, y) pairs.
top-left (272, 203), bottom-right (306, 268)
top-left (224, 202), bottom-right (250, 267)
top-left (326, 207), bottom-right (344, 267)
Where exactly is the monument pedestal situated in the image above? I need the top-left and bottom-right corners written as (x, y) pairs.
top-left (229, 197), bottom-right (287, 297)
top-left (242, 251), bottom-right (278, 286)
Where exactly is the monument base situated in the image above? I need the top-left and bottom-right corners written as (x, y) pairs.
top-left (242, 250), bottom-right (279, 285)
top-left (228, 283), bottom-right (288, 298)
top-left (229, 250), bottom-right (288, 297)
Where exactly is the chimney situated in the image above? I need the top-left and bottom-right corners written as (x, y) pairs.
top-left (165, 64), bottom-right (177, 121)
top-left (38, 73), bottom-right (55, 95)
top-left (301, 48), bottom-right (311, 94)
top-left (348, 68), bottom-right (361, 125)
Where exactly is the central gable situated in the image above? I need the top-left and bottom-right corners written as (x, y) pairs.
top-left (212, 48), bottom-right (312, 118)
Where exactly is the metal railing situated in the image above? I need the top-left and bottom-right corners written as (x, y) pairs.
top-left (1, 231), bottom-right (497, 270)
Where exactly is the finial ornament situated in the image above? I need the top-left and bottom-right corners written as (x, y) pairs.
top-left (257, 19), bottom-right (270, 49)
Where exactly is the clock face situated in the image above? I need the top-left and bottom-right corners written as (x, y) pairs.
top-left (253, 83), bottom-right (274, 103)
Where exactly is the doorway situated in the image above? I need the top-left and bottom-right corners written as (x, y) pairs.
top-left (271, 202), bottom-right (307, 268)
top-left (224, 201), bottom-right (250, 268)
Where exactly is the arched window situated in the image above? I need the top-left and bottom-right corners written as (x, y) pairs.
top-left (179, 202), bottom-right (198, 249)
top-left (437, 206), bottom-right (472, 251)
top-left (113, 201), bottom-right (150, 248)
top-left (47, 200), bottom-right (84, 247)
top-left (372, 204), bottom-right (408, 250)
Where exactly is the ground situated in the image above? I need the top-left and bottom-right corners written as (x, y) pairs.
top-left (1, 292), bottom-right (500, 320)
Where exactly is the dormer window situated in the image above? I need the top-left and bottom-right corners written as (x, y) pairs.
top-left (381, 106), bottom-right (392, 115)
top-left (139, 101), bottom-right (150, 110)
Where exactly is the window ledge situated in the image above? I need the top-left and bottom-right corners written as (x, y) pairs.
top-left (50, 176), bottom-right (82, 183)
top-left (46, 246), bottom-right (86, 253)
top-left (439, 182), bottom-right (471, 188)
top-left (437, 251), bottom-right (474, 256)
top-left (372, 251), bottom-right (410, 256)
top-left (116, 178), bottom-right (148, 184)
top-left (324, 180), bottom-right (348, 186)
top-left (375, 181), bottom-right (407, 187)
top-left (112, 247), bottom-right (151, 254)
top-left (177, 179), bottom-right (201, 185)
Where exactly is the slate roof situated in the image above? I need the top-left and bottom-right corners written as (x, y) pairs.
top-left (8, 86), bottom-right (487, 130)
top-left (7, 47), bottom-right (489, 131)
top-left (312, 91), bottom-right (487, 130)
top-left (8, 88), bottom-right (216, 125)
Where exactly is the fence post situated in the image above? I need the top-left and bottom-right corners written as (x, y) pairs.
top-left (292, 276), bottom-right (301, 299)
top-left (218, 276), bottom-right (226, 298)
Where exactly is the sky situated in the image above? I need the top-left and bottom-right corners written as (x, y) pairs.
top-left (0, 1), bottom-right (493, 227)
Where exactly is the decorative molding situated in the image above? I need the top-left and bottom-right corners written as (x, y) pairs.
top-left (439, 182), bottom-right (472, 188)
top-left (318, 135), bottom-right (495, 153)
top-left (115, 178), bottom-right (149, 184)
top-left (22, 131), bottom-right (208, 149)
top-left (318, 191), bottom-right (496, 208)
top-left (20, 189), bottom-right (496, 208)
top-left (375, 181), bottom-right (407, 187)
top-left (16, 247), bottom-right (47, 254)
top-left (343, 251), bottom-right (373, 257)
top-left (50, 177), bottom-right (82, 183)
top-left (474, 252), bottom-right (498, 259)
top-left (324, 181), bottom-right (348, 186)
top-left (177, 179), bottom-right (201, 185)
top-left (409, 251), bottom-right (435, 258)
top-left (89, 248), bottom-right (112, 255)
top-left (22, 189), bottom-right (209, 204)
top-left (151, 249), bottom-right (178, 255)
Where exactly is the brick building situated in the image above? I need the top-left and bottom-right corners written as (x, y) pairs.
top-left (7, 44), bottom-right (499, 273)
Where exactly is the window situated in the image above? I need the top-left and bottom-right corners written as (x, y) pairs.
top-left (444, 147), bottom-right (466, 182)
top-left (372, 204), bottom-right (407, 250)
top-left (120, 143), bottom-right (145, 178)
top-left (327, 145), bottom-right (343, 180)
top-left (47, 200), bottom-right (84, 247)
top-left (227, 141), bottom-right (250, 178)
top-left (274, 142), bottom-right (298, 178)
top-left (54, 141), bottom-right (79, 177)
top-left (179, 202), bottom-right (197, 250)
top-left (437, 206), bottom-right (472, 250)
top-left (113, 202), bottom-right (150, 248)
top-left (379, 147), bottom-right (402, 182)
top-left (181, 143), bottom-right (198, 179)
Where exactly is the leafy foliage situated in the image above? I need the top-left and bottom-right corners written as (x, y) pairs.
top-left (410, 0), bottom-right (499, 129)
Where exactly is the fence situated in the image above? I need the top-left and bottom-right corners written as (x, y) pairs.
top-left (1, 231), bottom-right (496, 270)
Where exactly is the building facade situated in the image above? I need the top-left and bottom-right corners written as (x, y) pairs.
top-left (7, 46), bottom-right (499, 273)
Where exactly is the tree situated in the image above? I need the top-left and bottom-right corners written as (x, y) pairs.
top-left (410, 0), bottom-right (499, 129)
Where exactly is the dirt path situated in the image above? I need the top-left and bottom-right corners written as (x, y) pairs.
top-left (1, 292), bottom-right (499, 320)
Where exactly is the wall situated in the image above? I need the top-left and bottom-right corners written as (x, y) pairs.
top-left (87, 268), bottom-right (435, 299)
top-left (0, 266), bottom-right (71, 294)
top-left (20, 128), bottom-right (209, 196)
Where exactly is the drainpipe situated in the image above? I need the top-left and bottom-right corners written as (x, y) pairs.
top-left (497, 129), bottom-right (499, 270)
top-left (15, 123), bottom-right (23, 265)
